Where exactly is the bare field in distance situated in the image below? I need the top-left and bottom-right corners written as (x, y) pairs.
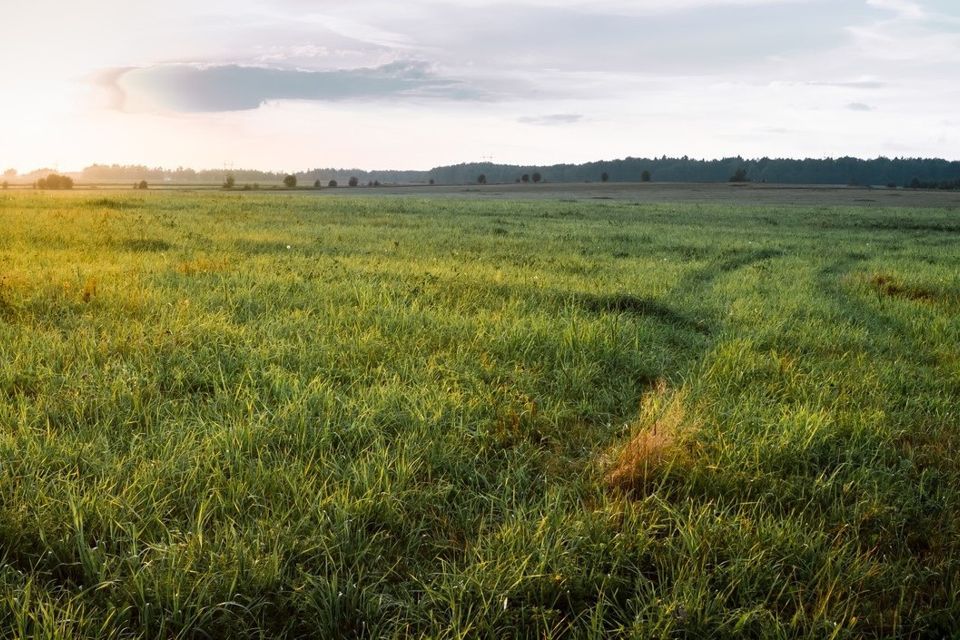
top-left (306, 181), bottom-right (960, 208)
top-left (14, 181), bottom-right (960, 209)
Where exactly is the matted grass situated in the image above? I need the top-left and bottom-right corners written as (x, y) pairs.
top-left (1, 191), bottom-right (958, 638)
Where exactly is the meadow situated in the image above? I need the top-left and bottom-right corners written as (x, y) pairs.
top-left (0, 191), bottom-right (958, 638)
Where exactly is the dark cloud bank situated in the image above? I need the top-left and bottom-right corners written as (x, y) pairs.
top-left (112, 61), bottom-right (479, 112)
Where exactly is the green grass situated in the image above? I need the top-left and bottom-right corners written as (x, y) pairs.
top-left (1, 191), bottom-right (958, 638)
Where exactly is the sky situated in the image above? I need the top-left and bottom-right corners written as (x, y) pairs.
top-left (0, 0), bottom-right (958, 172)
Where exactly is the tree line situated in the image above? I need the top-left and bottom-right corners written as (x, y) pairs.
top-left (7, 156), bottom-right (959, 189)
top-left (434, 156), bottom-right (960, 187)
top-left (76, 164), bottom-right (426, 187)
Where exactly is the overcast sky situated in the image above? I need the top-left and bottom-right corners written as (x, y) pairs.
top-left (1, 0), bottom-right (958, 172)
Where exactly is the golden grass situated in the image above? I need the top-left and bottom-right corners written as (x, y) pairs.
top-left (174, 256), bottom-right (230, 276)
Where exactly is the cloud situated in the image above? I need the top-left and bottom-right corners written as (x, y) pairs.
top-left (109, 61), bottom-right (480, 112)
top-left (846, 22), bottom-right (960, 63)
top-left (296, 13), bottom-right (415, 49)
top-left (807, 79), bottom-right (887, 89)
top-left (517, 114), bottom-right (584, 125)
top-left (270, 0), bottom-right (805, 19)
top-left (865, 0), bottom-right (926, 20)
top-left (846, 102), bottom-right (874, 111)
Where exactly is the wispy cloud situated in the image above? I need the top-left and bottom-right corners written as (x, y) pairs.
top-left (517, 114), bottom-right (584, 125)
top-left (846, 102), bottom-right (874, 111)
top-left (806, 79), bottom-right (887, 89)
top-left (866, 0), bottom-right (927, 19)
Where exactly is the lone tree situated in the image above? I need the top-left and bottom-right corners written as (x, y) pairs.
top-left (328, 179), bottom-right (338, 188)
top-left (532, 172), bottom-right (542, 184)
top-left (641, 170), bottom-right (651, 182)
top-left (223, 174), bottom-right (236, 189)
top-left (283, 174), bottom-right (297, 188)
top-left (348, 176), bottom-right (359, 187)
top-left (601, 172), bottom-right (609, 182)
top-left (729, 168), bottom-right (749, 183)
top-left (478, 174), bottom-right (487, 185)
top-left (314, 179), bottom-right (322, 188)
top-left (521, 174), bottom-right (530, 183)
top-left (137, 180), bottom-right (148, 190)
top-left (36, 174), bottom-right (73, 190)
top-left (429, 179), bottom-right (435, 185)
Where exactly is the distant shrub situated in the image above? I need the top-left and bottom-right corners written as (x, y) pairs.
top-left (328, 180), bottom-right (338, 188)
top-left (729, 168), bottom-right (749, 183)
top-left (81, 198), bottom-right (124, 209)
top-left (348, 177), bottom-right (359, 187)
top-left (478, 174), bottom-right (487, 185)
top-left (601, 172), bottom-right (609, 182)
top-left (283, 175), bottom-right (297, 188)
top-left (136, 180), bottom-right (148, 190)
top-left (532, 172), bottom-right (542, 183)
top-left (36, 174), bottom-right (74, 190)
top-left (314, 179), bottom-right (322, 188)
top-left (429, 178), bottom-right (435, 185)
top-left (908, 177), bottom-right (960, 190)
top-left (641, 170), bottom-right (651, 182)
top-left (521, 174), bottom-right (530, 183)
top-left (223, 175), bottom-right (236, 189)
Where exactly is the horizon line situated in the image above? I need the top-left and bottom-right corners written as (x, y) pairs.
top-left (6, 154), bottom-right (960, 177)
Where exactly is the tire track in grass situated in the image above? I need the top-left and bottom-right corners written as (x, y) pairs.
top-left (600, 246), bottom-right (787, 496)
top-left (786, 254), bottom-right (959, 635)
top-left (674, 247), bottom-right (783, 295)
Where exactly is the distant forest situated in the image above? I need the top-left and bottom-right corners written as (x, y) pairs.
top-left (13, 156), bottom-right (960, 188)
top-left (431, 157), bottom-right (960, 188)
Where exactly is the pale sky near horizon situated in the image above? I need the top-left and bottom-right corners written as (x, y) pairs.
top-left (1, 0), bottom-right (958, 173)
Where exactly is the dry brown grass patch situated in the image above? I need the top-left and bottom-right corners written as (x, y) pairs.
top-left (81, 276), bottom-right (98, 303)
top-left (175, 256), bottom-right (230, 276)
top-left (867, 273), bottom-right (937, 302)
top-left (605, 380), bottom-right (696, 495)
top-left (0, 270), bottom-right (33, 318)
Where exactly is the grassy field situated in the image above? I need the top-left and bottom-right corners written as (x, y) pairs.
top-left (1, 191), bottom-right (958, 638)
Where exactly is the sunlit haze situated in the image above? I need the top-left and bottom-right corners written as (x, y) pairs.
top-left (2, 0), bottom-right (958, 172)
